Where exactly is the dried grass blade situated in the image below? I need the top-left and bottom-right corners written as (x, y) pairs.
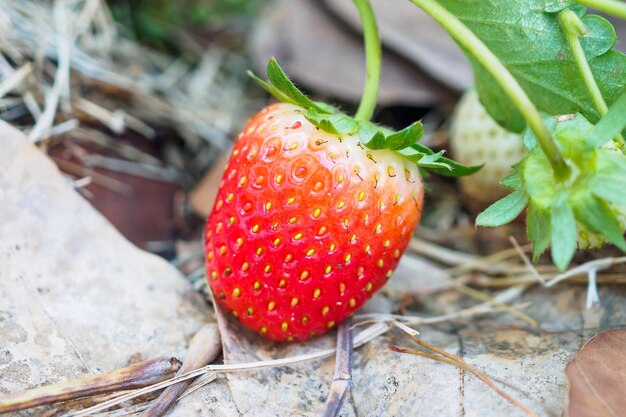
top-left (392, 325), bottom-right (540, 417)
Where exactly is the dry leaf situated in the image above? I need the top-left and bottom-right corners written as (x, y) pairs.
top-left (323, 0), bottom-right (472, 91)
top-left (565, 329), bottom-right (626, 417)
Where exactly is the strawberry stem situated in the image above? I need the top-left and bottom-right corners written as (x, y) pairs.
top-left (408, 0), bottom-right (571, 181)
top-left (575, 0), bottom-right (626, 20)
top-left (560, 10), bottom-right (607, 116)
top-left (559, 9), bottom-right (625, 147)
top-left (353, 0), bottom-right (381, 122)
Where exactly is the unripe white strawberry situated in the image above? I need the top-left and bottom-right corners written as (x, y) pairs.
top-left (449, 89), bottom-right (527, 211)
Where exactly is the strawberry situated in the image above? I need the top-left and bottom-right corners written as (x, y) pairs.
top-left (205, 59), bottom-right (480, 341)
top-left (449, 89), bottom-right (526, 211)
top-left (205, 103), bottom-right (423, 341)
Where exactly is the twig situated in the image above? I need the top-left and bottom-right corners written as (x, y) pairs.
top-left (67, 128), bottom-right (161, 165)
top-left (69, 322), bottom-right (390, 417)
top-left (544, 256), bottom-right (626, 287)
top-left (73, 97), bottom-right (156, 138)
top-left (42, 118), bottom-right (79, 138)
top-left (508, 236), bottom-right (546, 285)
top-left (585, 267), bottom-right (599, 308)
top-left (409, 238), bottom-right (477, 266)
top-left (355, 285), bottom-right (528, 326)
top-left (81, 154), bottom-right (179, 183)
top-left (28, 0), bottom-right (73, 142)
top-left (71, 176), bottom-right (93, 189)
top-left (177, 373), bottom-right (218, 400)
top-left (322, 318), bottom-right (354, 417)
top-left (0, 357), bottom-right (181, 413)
top-left (391, 323), bottom-right (540, 417)
top-left (447, 280), bottom-right (537, 327)
top-left (446, 244), bottom-right (534, 276)
top-left (0, 63), bottom-right (32, 98)
top-left (143, 324), bottom-right (221, 417)
top-left (51, 157), bottom-right (134, 195)
top-left (457, 272), bottom-right (626, 287)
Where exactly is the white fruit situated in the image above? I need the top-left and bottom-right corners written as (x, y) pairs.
top-left (449, 89), bottom-right (527, 209)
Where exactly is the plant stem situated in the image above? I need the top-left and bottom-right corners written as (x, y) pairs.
top-left (322, 319), bottom-right (353, 417)
top-left (353, 0), bottom-right (381, 122)
top-left (560, 10), bottom-right (608, 116)
top-left (559, 9), bottom-right (625, 147)
top-left (408, 0), bottom-right (570, 181)
top-left (576, 0), bottom-right (626, 20)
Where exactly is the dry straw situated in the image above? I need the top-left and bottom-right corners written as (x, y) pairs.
top-left (0, 0), bottom-right (254, 185)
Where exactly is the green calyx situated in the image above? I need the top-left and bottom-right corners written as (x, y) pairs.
top-left (249, 58), bottom-right (481, 177)
top-left (477, 111), bottom-right (626, 271)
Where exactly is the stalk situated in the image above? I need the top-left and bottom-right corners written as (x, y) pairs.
top-left (353, 0), bottom-right (382, 122)
top-left (559, 9), bottom-right (625, 146)
top-left (576, 0), bottom-right (626, 20)
top-left (408, 0), bottom-right (571, 181)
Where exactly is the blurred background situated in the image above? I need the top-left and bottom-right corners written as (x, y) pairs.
top-left (1, 0), bottom-right (624, 268)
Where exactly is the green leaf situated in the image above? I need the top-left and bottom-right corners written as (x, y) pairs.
top-left (550, 196), bottom-right (577, 271)
top-left (589, 89), bottom-right (626, 146)
top-left (500, 163), bottom-right (523, 190)
top-left (407, 143), bottom-right (483, 177)
top-left (364, 122), bottom-right (424, 150)
top-left (578, 15), bottom-right (617, 55)
top-left (247, 70), bottom-right (295, 105)
top-left (476, 188), bottom-right (529, 227)
top-left (361, 130), bottom-right (387, 149)
top-left (590, 179), bottom-right (626, 206)
top-left (266, 58), bottom-right (329, 113)
top-left (426, 157), bottom-right (482, 177)
top-left (437, 1), bottom-right (626, 132)
top-left (527, 202), bottom-right (551, 262)
top-left (416, 150), bottom-right (452, 170)
top-left (591, 151), bottom-right (626, 205)
top-left (304, 108), bottom-right (339, 134)
top-left (572, 193), bottom-right (626, 251)
top-left (304, 108), bottom-right (361, 136)
top-left (401, 148), bottom-right (448, 169)
top-left (328, 112), bottom-right (360, 135)
top-left (523, 117), bottom-right (558, 150)
top-left (543, 0), bottom-right (573, 13)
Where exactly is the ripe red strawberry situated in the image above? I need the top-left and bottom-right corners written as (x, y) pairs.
top-left (204, 59), bottom-right (479, 342)
top-left (205, 103), bottom-right (424, 341)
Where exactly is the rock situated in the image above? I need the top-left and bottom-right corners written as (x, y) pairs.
top-left (0, 121), bottom-right (213, 414)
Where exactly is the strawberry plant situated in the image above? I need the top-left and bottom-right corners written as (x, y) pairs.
top-left (205, 0), bottom-right (626, 341)
top-left (405, 0), bottom-right (626, 270)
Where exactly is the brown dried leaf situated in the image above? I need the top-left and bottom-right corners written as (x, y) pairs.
top-left (249, 0), bottom-right (455, 107)
top-left (323, 0), bottom-right (472, 91)
top-left (565, 329), bottom-right (626, 417)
